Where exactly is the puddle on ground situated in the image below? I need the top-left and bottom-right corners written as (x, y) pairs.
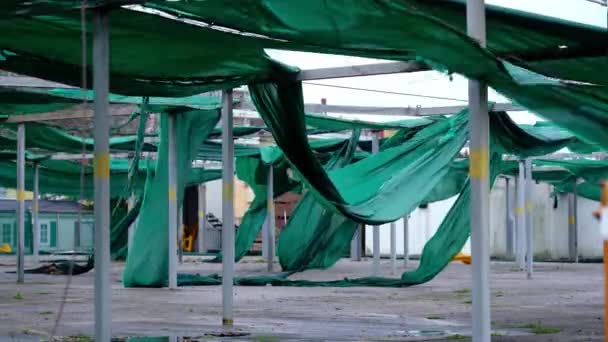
top-left (397, 330), bottom-right (447, 337)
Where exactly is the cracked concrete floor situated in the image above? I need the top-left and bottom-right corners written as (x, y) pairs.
top-left (0, 256), bottom-right (604, 341)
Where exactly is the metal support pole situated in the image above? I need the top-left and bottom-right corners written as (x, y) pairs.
top-left (221, 89), bottom-right (235, 326)
top-left (127, 195), bottom-right (135, 254)
top-left (93, 10), bottom-right (111, 342)
top-left (350, 226), bottom-right (362, 261)
top-left (516, 161), bottom-right (526, 270)
top-left (390, 221), bottom-right (396, 274)
top-left (371, 131), bottom-right (380, 276)
top-left (266, 166), bottom-right (275, 271)
top-left (466, 0), bottom-right (491, 340)
top-left (167, 113), bottom-right (178, 289)
top-left (197, 184), bottom-right (207, 253)
top-left (505, 177), bottom-right (514, 259)
top-left (16, 124), bottom-right (25, 283)
top-left (32, 162), bottom-right (39, 260)
top-left (568, 185), bottom-right (579, 263)
top-left (178, 205), bottom-right (183, 264)
top-left (403, 216), bottom-right (409, 266)
top-left (525, 159), bottom-right (534, 279)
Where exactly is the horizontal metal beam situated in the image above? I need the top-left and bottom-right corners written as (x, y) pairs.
top-left (0, 76), bottom-right (76, 89)
top-left (238, 101), bottom-right (522, 116)
top-left (295, 61), bottom-right (429, 81)
top-left (305, 102), bottom-right (522, 115)
top-left (5, 104), bottom-right (136, 123)
top-left (1, 62), bottom-right (428, 90)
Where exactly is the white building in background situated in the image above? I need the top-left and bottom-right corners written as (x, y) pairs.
top-left (204, 176), bottom-right (603, 261)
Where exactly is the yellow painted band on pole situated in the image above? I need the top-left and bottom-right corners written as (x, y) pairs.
top-left (94, 152), bottom-right (110, 180)
top-left (515, 207), bottom-right (525, 215)
top-left (222, 182), bottom-right (234, 201)
top-left (16, 190), bottom-right (26, 201)
top-left (222, 318), bottom-right (234, 326)
top-left (469, 148), bottom-right (489, 179)
top-left (568, 216), bottom-right (576, 225)
top-left (168, 187), bottom-right (177, 202)
top-left (526, 203), bottom-right (534, 212)
top-left (267, 201), bottom-right (273, 212)
top-left (32, 203), bottom-right (38, 211)
top-left (198, 211), bottom-right (205, 218)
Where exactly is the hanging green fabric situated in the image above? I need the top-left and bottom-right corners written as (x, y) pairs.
top-left (147, 0), bottom-right (608, 152)
top-left (110, 196), bottom-right (142, 260)
top-left (249, 81), bottom-right (469, 224)
top-left (277, 130), bottom-right (361, 271)
top-left (123, 107), bottom-right (221, 287)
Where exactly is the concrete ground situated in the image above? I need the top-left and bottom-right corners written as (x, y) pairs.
top-left (0, 255), bottom-right (604, 341)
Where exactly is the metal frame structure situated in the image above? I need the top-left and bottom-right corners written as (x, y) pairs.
top-left (92, 9), bottom-right (111, 342)
top-left (466, 1), bottom-right (491, 340)
top-left (16, 123), bottom-right (25, 283)
top-left (265, 166), bottom-right (276, 271)
top-left (371, 132), bottom-right (381, 276)
top-left (525, 159), bottom-right (534, 279)
top-left (403, 216), bottom-right (409, 266)
top-left (221, 89), bottom-right (235, 326)
top-left (5, 1), bottom-right (541, 340)
top-left (167, 112), bottom-right (178, 289)
top-left (32, 162), bottom-right (40, 259)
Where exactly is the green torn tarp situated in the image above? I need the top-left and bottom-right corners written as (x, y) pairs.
top-left (250, 80), bottom-right (463, 224)
top-left (123, 107), bottom-right (221, 287)
top-left (145, 1), bottom-right (608, 151)
top-left (0, 6), bottom-right (297, 97)
top-left (177, 87), bottom-right (591, 286)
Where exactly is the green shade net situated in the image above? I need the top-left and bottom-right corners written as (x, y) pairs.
top-left (123, 107), bottom-right (221, 287)
top-left (249, 81), bottom-right (468, 224)
top-left (0, 6), bottom-right (295, 96)
top-left (145, 0), bottom-right (608, 151)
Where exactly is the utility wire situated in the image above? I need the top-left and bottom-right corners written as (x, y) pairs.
top-left (303, 82), bottom-right (469, 103)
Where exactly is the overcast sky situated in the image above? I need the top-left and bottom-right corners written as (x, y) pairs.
top-left (265, 0), bottom-right (607, 124)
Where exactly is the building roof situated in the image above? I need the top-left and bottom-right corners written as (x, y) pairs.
top-left (0, 199), bottom-right (91, 214)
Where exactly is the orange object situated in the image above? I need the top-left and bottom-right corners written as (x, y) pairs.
top-left (181, 224), bottom-right (194, 252)
top-left (453, 253), bottom-right (471, 265)
top-left (0, 243), bottom-right (11, 253)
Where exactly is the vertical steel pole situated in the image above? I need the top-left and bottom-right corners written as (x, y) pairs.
top-left (127, 195), bottom-right (135, 254)
top-left (178, 205), bottom-right (183, 264)
top-left (93, 10), bottom-right (111, 342)
top-left (525, 159), bottom-right (533, 279)
top-left (568, 184), bottom-right (579, 263)
top-left (197, 184), bottom-right (207, 253)
top-left (573, 183), bottom-right (578, 263)
top-left (221, 89), bottom-right (235, 326)
top-left (516, 161), bottom-right (526, 270)
top-left (466, 0), bottom-right (491, 340)
top-left (32, 162), bottom-right (39, 260)
top-left (505, 177), bottom-right (514, 259)
top-left (350, 227), bottom-right (362, 261)
top-left (16, 124), bottom-right (25, 283)
top-left (390, 221), bottom-right (396, 274)
top-left (167, 113), bottom-right (178, 289)
top-left (371, 131), bottom-right (380, 276)
top-left (403, 216), bottom-right (409, 266)
top-left (266, 166), bottom-right (275, 271)
top-left (262, 173), bottom-right (269, 259)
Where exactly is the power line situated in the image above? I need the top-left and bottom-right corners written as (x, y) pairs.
top-left (302, 82), bottom-right (469, 103)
